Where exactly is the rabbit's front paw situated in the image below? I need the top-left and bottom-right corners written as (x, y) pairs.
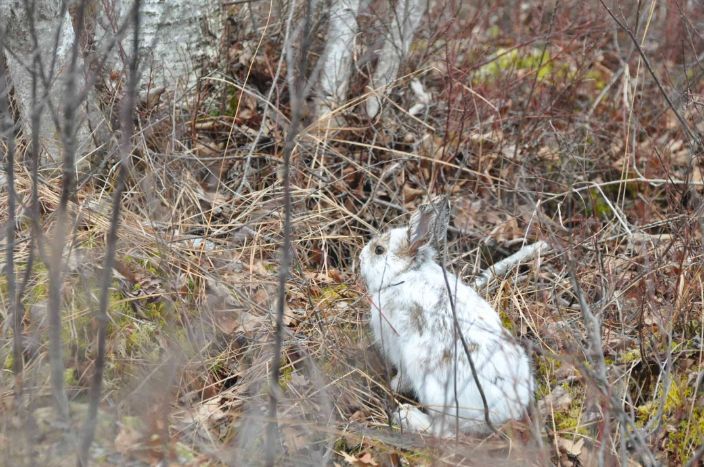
top-left (393, 404), bottom-right (433, 434)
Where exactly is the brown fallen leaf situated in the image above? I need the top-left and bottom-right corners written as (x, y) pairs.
top-left (114, 423), bottom-right (142, 455)
top-left (339, 451), bottom-right (380, 466)
top-left (357, 452), bottom-right (379, 466)
top-left (349, 410), bottom-right (367, 422)
top-left (557, 436), bottom-right (584, 458)
top-left (539, 385), bottom-right (573, 414)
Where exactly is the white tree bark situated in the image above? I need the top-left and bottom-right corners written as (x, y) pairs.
top-left (96, 0), bottom-right (222, 95)
top-left (317, 0), bottom-right (362, 117)
top-left (366, 0), bottom-right (425, 118)
top-left (0, 1), bottom-right (93, 165)
top-left (0, 0), bottom-right (222, 168)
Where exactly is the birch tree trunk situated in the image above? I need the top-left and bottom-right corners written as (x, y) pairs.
top-left (0, 1), bottom-right (94, 166)
top-left (366, 0), bottom-right (425, 118)
top-left (317, 0), bottom-right (363, 118)
top-left (96, 0), bottom-right (222, 96)
top-left (0, 0), bottom-right (222, 169)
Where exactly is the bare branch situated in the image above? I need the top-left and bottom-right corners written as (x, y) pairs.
top-left (0, 29), bottom-right (22, 390)
top-left (78, 0), bottom-right (141, 463)
top-left (472, 240), bottom-right (550, 289)
top-left (598, 0), bottom-right (701, 149)
top-left (266, 0), bottom-right (308, 464)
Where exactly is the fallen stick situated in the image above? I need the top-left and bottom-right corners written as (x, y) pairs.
top-left (472, 240), bottom-right (550, 289)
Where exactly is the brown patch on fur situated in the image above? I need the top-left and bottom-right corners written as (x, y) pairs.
top-left (450, 341), bottom-right (479, 359)
top-left (409, 302), bottom-right (426, 335)
top-left (395, 236), bottom-right (414, 258)
top-left (435, 289), bottom-right (449, 310)
top-left (441, 348), bottom-right (454, 365)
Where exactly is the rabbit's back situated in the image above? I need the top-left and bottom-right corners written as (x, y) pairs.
top-left (370, 263), bottom-right (532, 430)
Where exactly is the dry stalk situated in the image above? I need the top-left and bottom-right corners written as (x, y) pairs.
top-left (78, 0), bottom-right (141, 463)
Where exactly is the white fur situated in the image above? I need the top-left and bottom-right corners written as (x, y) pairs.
top-left (360, 220), bottom-right (534, 437)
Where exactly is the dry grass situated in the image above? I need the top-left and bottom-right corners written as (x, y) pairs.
top-left (1, 0), bottom-right (704, 465)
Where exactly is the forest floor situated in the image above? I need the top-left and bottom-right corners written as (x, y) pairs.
top-left (1, 1), bottom-right (704, 466)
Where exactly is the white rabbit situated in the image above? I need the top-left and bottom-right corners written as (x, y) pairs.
top-left (359, 197), bottom-right (534, 437)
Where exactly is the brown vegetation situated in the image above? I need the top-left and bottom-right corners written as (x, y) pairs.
top-left (1, 0), bottom-right (704, 465)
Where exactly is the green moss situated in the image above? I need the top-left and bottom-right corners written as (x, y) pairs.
top-left (107, 289), bottom-right (134, 332)
top-left (125, 322), bottom-right (159, 356)
top-left (592, 196), bottom-right (611, 218)
top-left (0, 275), bottom-right (8, 299)
top-left (498, 309), bottom-right (515, 332)
top-left (279, 365), bottom-right (293, 390)
top-left (584, 68), bottom-right (607, 91)
top-left (534, 354), bottom-right (590, 436)
top-left (4, 353), bottom-right (13, 371)
top-left (620, 349), bottom-right (641, 364)
top-left (475, 47), bottom-right (559, 83)
top-left (140, 258), bottom-right (160, 276)
top-left (208, 355), bottom-right (227, 375)
top-left (553, 384), bottom-right (589, 435)
top-left (487, 25), bottom-right (501, 39)
top-left (666, 405), bottom-right (704, 462)
top-left (27, 277), bottom-right (49, 304)
top-left (534, 353), bottom-right (561, 399)
top-left (64, 368), bottom-right (77, 386)
top-left (142, 300), bottom-right (167, 326)
top-left (174, 442), bottom-right (198, 463)
top-left (227, 87), bottom-right (239, 117)
top-left (316, 284), bottom-right (349, 305)
top-left (636, 375), bottom-right (703, 462)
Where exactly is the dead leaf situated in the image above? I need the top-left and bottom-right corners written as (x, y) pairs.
top-left (114, 423), bottom-right (142, 454)
top-left (283, 306), bottom-right (304, 327)
top-left (357, 452), bottom-right (379, 466)
top-left (253, 287), bottom-right (271, 306)
top-left (350, 410), bottom-right (367, 422)
top-left (289, 371), bottom-right (308, 388)
top-left (340, 452), bottom-right (358, 465)
top-left (539, 385), bottom-right (573, 413)
top-left (214, 313), bottom-right (239, 335)
top-left (418, 133), bottom-right (444, 161)
top-left (489, 217), bottom-right (521, 243)
top-left (468, 128), bottom-right (503, 151)
top-left (190, 399), bottom-right (228, 427)
top-left (340, 451), bottom-right (379, 466)
top-left (557, 436), bottom-right (584, 458)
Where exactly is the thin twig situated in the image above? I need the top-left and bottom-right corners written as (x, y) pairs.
top-left (45, 0), bottom-right (83, 421)
top-left (598, 0), bottom-right (700, 148)
top-left (441, 268), bottom-right (498, 435)
top-left (265, 0), bottom-right (309, 464)
top-left (236, 1), bottom-right (289, 194)
top-left (78, 1), bottom-right (140, 464)
top-left (0, 31), bottom-right (22, 389)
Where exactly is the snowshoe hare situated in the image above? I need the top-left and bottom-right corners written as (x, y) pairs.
top-left (359, 197), bottom-right (534, 437)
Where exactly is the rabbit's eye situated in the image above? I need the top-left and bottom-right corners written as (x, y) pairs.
top-left (374, 245), bottom-right (385, 255)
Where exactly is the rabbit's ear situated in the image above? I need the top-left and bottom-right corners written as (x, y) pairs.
top-left (430, 196), bottom-right (450, 247)
top-left (408, 196), bottom-right (450, 254)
